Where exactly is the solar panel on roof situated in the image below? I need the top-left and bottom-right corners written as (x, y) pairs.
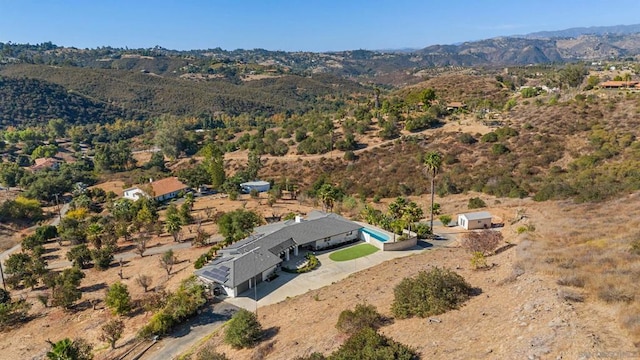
top-left (220, 265), bottom-right (230, 271)
top-left (202, 270), bottom-right (227, 283)
top-left (211, 274), bottom-right (226, 282)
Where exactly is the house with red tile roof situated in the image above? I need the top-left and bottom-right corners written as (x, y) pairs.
top-left (29, 157), bottom-right (61, 172)
top-left (123, 177), bottom-right (189, 202)
top-left (600, 80), bottom-right (638, 89)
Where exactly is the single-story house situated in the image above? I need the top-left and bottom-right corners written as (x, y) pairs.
top-left (123, 177), bottom-right (188, 202)
top-left (195, 211), bottom-right (363, 297)
top-left (458, 211), bottom-right (492, 230)
top-left (240, 181), bottom-right (271, 193)
top-left (446, 102), bottom-right (466, 111)
top-left (600, 80), bottom-right (638, 89)
top-left (29, 157), bottom-right (61, 172)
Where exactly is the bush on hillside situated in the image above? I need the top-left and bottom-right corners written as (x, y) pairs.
top-left (224, 309), bottom-right (263, 349)
top-left (331, 327), bottom-right (417, 360)
top-left (391, 267), bottom-right (473, 319)
top-left (336, 303), bottom-right (384, 335)
top-left (467, 197), bottom-right (486, 209)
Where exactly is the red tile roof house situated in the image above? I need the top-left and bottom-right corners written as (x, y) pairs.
top-left (123, 177), bottom-right (189, 202)
top-left (600, 80), bottom-right (639, 89)
top-left (29, 157), bottom-right (61, 172)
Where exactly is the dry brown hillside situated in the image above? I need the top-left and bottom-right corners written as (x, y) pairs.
top-left (189, 193), bottom-right (640, 359)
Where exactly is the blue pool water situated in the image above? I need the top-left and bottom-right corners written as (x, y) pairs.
top-left (361, 227), bottom-right (390, 242)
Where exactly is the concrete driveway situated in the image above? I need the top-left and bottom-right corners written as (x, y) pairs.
top-left (224, 227), bottom-right (460, 311)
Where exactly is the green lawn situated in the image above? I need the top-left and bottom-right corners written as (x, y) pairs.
top-left (329, 243), bottom-right (379, 262)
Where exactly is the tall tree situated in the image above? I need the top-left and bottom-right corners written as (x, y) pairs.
top-left (155, 115), bottom-right (186, 160)
top-left (201, 143), bottom-right (225, 188)
top-left (423, 151), bottom-right (442, 233)
top-left (245, 150), bottom-right (262, 181)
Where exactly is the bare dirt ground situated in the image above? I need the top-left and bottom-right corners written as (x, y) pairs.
top-left (189, 194), bottom-right (640, 360)
top-left (0, 192), bottom-right (317, 360)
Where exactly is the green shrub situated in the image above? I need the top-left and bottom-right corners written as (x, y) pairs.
top-left (195, 346), bottom-right (229, 360)
top-left (470, 251), bottom-right (487, 269)
top-left (344, 150), bottom-right (356, 161)
top-left (224, 309), bottom-right (263, 349)
top-left (495, 126), bottom-right (519, 140)
top-left (491, 143), bottom-right (510, 155)
top-left (336, 303), bottom-right (384, 335)
top-left (284, 254), bottom-right (319, 273)
top-left (516, 224), bottom-right (536, 234)
top-left (468, 197), bottom-right (486, 209)
top-left (480, 132), bottom-right (498, 143)
top-left (0, 298), bottom-right (31, 331)
top-left (631, 238), bottom-right (640, 255)
top-left (330, 327), bottom-right (417, 360)
top-left (391, 267), bottom-right (473, 319)
top-left (413, 223), bottom-right (431, 239)
top-left (105, 282), bottom-right (131, 315)
top-left (438, 215), bottom-right (452, 227)
top-left (520, 87), bottom-right (538, 98)
top-left (293, 353), bottom-right (326, 360)
top-left (138, 276), bottom-right (207, 337)
top-left (458, 133), bottom-right (476, 144)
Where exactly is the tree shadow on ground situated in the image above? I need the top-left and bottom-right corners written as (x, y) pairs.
top-left (493, 243), bottom-right (517, 255)
top-left (469, 287), bottom-right (483, 297)
top-left (80, 282), bottom-right (107, 293)
top-left (262, 326), bottom-right (280, 341)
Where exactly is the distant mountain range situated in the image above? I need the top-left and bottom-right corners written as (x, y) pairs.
top-left (518, 23), bottom-right (640, 39)
top-left (2, 24), bottom-right (640, 125)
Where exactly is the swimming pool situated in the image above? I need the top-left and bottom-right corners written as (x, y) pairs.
top-left (361, 227), bottom-right (390, 242)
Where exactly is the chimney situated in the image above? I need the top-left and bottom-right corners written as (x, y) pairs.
top-left (295, 215), bottom-right (302, 223)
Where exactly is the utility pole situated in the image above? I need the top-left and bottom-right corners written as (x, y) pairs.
top-left (0, 261), bottom-right (5, 291)
top-left (247, 247), bottom-right (261, 316)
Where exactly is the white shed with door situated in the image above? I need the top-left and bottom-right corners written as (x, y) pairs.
top-left (458, 211), bottom-right (492, 230)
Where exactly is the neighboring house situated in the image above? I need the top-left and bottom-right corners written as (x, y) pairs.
top-left (196, 211), bottom-right (363, 297)
top-left (600, 80), bottom-right (638, 89)
top-left (240, 181), bottom-right (271, 193)
top-left (458, 211), bottom-right (492, 230)
top-left (123, 177), bottom-right (189, 202)
top-left (29, 157), bottom-right (61, 172)
top-left (446, 101), bottom-right (466, 111)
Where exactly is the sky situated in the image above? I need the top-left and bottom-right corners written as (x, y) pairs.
top-left (1, 0), bottom-right (640, 52)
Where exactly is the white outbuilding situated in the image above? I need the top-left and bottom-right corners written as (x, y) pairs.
top-left (458, 211), bottom-right (492, 230)
top-left (240, 181), bottom-right (271, 194)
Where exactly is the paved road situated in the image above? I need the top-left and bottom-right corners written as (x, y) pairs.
top-left (139, 301), bottom-right (239, 360)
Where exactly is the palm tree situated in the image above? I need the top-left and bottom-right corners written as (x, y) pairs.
top-left (423, 151), bottom-right (442, 234)
top-left (402, 201), bottom-right (424, 236)
top-left (165, 213), bottom-right (182, 242)
top-left (318, 183), bottom-right (340, 212)
top-left (86, 223), bottom-right (104, 249)
top-left (46, 338), bottom-right (78, 360)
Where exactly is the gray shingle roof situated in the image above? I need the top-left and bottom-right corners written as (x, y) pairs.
top-left (197, 212), bottom-right (362, 288)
